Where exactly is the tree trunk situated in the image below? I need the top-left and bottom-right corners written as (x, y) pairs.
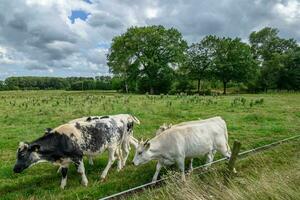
top-left (125, 80), bottom-right (128, 93)
top-left (150, 87), bottom-right (154, 95)
top-left (197, 79), bottom-right (201, 94)
top-left (223, 81), bottom-right (227, 95)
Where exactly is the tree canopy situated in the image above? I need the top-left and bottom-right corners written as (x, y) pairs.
top-left (249, 27), bottom-right (299, 91)
top-left (185, 35), bottom-right (216, 93)
top-left (107, 25), bottom-right (188, 94)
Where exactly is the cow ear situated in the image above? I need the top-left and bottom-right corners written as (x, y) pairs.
top-left (19, 142), bottom-right (28, 150)
top-left (140, 138), bottom-right (144, 144)
top-left (168, 124), bottom-right (172, 128)
top-left (44, 128), bottom-right (52, 135)
top-left (29, 144), bottom-right (40, 152)
top-left (145, 141), bottom-right (150, 150)
top-left (144, 138), bottom-right (150, 144)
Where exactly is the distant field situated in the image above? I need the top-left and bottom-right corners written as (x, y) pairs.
top-left (0, 91), bottom-right (299, 200)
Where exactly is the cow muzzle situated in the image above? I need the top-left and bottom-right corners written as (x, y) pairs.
top-left (13, 165), bottom-right (24, 173)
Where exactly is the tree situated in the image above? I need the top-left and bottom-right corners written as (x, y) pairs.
top-left (107, 25), bottom-right (187, 94)
top-left (249, 27), bottom-right (298, 91)
top-left (210, 37), bottom-right (257, 94)
top-left (278, 48), bottom-right (300, 90)
top-left (249, 27), bottom-right (297, 62)
top-left (186, 36), bottom-right (215, 93)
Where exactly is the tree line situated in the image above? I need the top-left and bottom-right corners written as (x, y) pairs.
top-left (107, 26), bottom-right (300, 94)
top-left (1, 26), bottom-right (299, 94)
top-left (0, 76), bottom-right (123, 91)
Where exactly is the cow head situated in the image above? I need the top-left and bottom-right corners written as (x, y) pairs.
top-left (155, 123), bottom-right (172, 135)
top-left (133, 139), bottom-right (152, 166)
top-left (13, 142), bottom-right (42, 173)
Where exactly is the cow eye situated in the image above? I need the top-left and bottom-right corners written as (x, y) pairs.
top-left (138, 151), bottom-right (142, 155)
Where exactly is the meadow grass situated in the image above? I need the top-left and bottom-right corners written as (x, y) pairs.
top-left (129, 139), bottom-right (300, 200)
top-left (0, 91), bottom-right (299, 199)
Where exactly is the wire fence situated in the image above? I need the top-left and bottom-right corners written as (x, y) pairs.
top-left (100, 134), bottom-right (300, 200)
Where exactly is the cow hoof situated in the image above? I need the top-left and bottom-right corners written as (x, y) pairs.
top-left (81, 178), bottom-right (88, 187)
top-left (233, 168), bottom-right (237, 174)
top-left (60, 184), bottom-right (66, 189)
top-left (100, 177), bottom-right (106, 182)
top-left (117, 166), bottom-right (123, 172)
top-left (81, 181), bottom-right (88, 187)
top-left (88, 161), bottom-right (94, 166)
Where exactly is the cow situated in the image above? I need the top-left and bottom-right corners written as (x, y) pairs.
top-left (68, 114), bottom-right (140, 167)
top-left (154, 118), bottom-right (222, 171)
top-left (133, 116), bottom-right (232, 182)
top-left (13, 114), bottom-right (140, 189)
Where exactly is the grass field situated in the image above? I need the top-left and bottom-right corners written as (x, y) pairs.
top-left (0, 91), bottom-right (299, 200)
top-left (129, 139), bottom-right (300, 200)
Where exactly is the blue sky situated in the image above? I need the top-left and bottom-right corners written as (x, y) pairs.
top-left (69, 10), bottom-right (90, 24)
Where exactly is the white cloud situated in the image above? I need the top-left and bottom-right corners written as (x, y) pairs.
top-left (146, 8), bottom-right (159, 19)
top-left (0, 0), bottom-right (299, 79)
top-left (274, 0), bottom-right (300, 23)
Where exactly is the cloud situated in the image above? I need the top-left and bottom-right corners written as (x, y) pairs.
top-left (0, 0), bottom-right (299, 79)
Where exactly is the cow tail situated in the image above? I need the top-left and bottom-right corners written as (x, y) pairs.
top-left (224, 123), bottom-right (231, 156)
top-left (130, 115), bottom-right (140, 125)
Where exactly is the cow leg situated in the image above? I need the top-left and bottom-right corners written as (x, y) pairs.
top-left (115, 147), bottom-right (123, 171)
top-left (189, 158), bottom-right (194, 172)
top-left (204, 149), bottom-right (216, 170)
top-left (57, 166), bottom-right (62, 173)
top-left (74, 159), bottom-right (88, 186)
top-left (176, 158), bottom-right (186, 182)
top-left (152, 161), bottom-right (163, 182)
top-left (88, 156), bottom-right (94, 166)
top-left (60, 167), bottom-right (68, 189)
top-left (100, 147), bottom-right (116, 180)
top-left (121, 142), bottom-right (130, 168)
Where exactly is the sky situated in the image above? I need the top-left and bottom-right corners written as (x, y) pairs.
top-left (0, 0), bottom-right (299, 80)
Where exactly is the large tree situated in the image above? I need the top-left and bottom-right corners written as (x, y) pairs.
top-left (249, 27), bottom-right (298, 91)
top-left (107, 25), bottom-right (187, 94)
top-left (249, 27), bottom-right (297, 62)
top-left (186, 35), bottom-right (215, 93)
top-left (209, 36), bottom-right (257, 94)
top-left (277, 48), bottom-right (300, 90)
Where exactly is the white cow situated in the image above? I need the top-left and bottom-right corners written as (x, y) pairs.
top-left (154, 117), bottom-right (224, 171)
top-left (133, 116), bottom-right (231, 182)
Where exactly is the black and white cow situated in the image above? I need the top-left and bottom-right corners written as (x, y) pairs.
top-left (68, 114), bottom-right (140, 167)
top-left (13, 114), bottom-right (140, 189)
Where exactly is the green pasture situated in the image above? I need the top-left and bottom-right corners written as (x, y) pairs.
top-left (0, 91), bottom-right (299, 199)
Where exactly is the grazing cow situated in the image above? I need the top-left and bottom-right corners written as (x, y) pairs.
top-left (154, 118), bottom-right (222, 171)
top-left (133, 116), bottom-right (231, 182)
top-left (13, 114), bottom-right (140, 189)
top-left (68, 114), bottom-right (140, 167)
